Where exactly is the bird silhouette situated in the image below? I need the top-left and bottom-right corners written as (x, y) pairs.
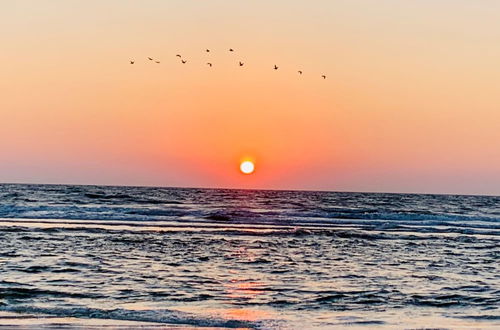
top-left (322, 75), bottom-right (326, 79)
top-left (155, 61), bottom-right (160, 64)
top-left (298, 70), bottom-right (302, 75)
top-left (206, 49), bottom-right (210, 52)
top-left (148, 57), bottom-right (153, 61)
top-left (229, 48), bottom-right (234, 52)
top-left (207, 62), bottom-right (212, 67)
top-left (181, 60), bottom-right (187, 64)
top-left (130, 61), bottom-right (134, 64)
top-left (274, 65), bottom-right (279, 70)
top-left (239, 61), bottom-right (244, 66)
top-left (176, 54), bottom-right (182, 58)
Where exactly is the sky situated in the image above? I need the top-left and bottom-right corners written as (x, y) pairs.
top-left (1, 0), bottom-right (500, 195)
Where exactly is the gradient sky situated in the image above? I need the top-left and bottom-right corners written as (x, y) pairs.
top-left (1, 1), bottom-right (500, 195)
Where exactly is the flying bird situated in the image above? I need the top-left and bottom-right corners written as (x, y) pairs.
top-left (148, 57), bottom-right (153, 61)
top-left (155, 61), bottom-right (160, 64)
top-left (274, 65), bottom-right (279, 70)
top-left (130, 61), bottom-right (134, 64)
top-left (181, 60), bottom-right (187, 64)
top-left (176, 54), bottom-right (182, 58)
top-left (229, 48), bottom-right (234, 52)
top-left (239, 61), bottom-right (244, 66)
top-left (322, 75), bottom-right (327, 79)
top-left (298, 70), bottom-right (302, 75)
top-left (207, 62), bottom-right (212, 67)
top-left (206, 49), bottom-right (210, 52)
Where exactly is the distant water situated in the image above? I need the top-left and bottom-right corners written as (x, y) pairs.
top-left (0, 184), bottom-right (499, 329)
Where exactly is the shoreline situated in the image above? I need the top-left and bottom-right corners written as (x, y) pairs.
top-left (0, 312), bottom-right (250, 329)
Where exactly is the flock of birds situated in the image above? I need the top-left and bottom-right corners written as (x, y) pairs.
top-left (130, 48), bottom-right (327, 79)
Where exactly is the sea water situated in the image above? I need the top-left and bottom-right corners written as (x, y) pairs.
top-left (0, 184), bottom-right (498, 328)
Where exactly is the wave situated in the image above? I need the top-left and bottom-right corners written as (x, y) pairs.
top-left (0, 287), bottom-right (104, 299)
top-left (1, 204), bottom-right (499, 223)
top-left (409, 293), bottom-right (499, 307)
top-left (0, 184), bottom-right (499, 238)
top-left (84, 192), bottom-right (134, 200)
top-left (459, 314), bottom-right (500, 321)
top-left (0, 306), bottom-right (255, 328)
top-left (1, 221), bottom-right (498, 243)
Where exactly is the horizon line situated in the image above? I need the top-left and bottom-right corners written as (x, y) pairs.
top-left (0, 181), bottom-right (498, 198)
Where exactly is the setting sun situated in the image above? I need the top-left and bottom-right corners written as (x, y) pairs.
top-left (240, 161), bottom-right (255, 175)
top-left (1, 1), bottom-right (499, 329)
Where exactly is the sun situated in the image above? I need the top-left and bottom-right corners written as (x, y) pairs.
top-left (240, 161), bottom-right (255, 174)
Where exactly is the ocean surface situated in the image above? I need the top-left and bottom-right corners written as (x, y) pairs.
top-left (0, 184), bottom-right (498, 329)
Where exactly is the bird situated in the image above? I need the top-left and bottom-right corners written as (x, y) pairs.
top-left (239, 61), bottom-right (244, 66)
top-left (176, 54), bottom-right (182, 58)
top-left (298, 70), bottom-right (302, 75)
top-left (148, 57), bottom-right (153, 61)
top-left (207, 62), bottom-right (212, 67)
top-left (274, 65), bottom-right (279, 70)
top-left (130, 61), bottom-right (134, 64)
top-left (155, 61), bottom-right (160, 64)
top-left (206, 49), bottom-right (210, 52)
top-left (181, 60), bottom-right (187, 64)
top-left (322, 75), bottom-right (326, 79)
top-left (229, 48), bottom-right (234, 52)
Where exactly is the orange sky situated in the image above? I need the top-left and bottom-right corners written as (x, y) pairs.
top-left (1, 1), bottom-right (500, 194)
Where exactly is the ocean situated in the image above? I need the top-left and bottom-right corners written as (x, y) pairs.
top-left (0, 184), bottom-right (498, 329)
